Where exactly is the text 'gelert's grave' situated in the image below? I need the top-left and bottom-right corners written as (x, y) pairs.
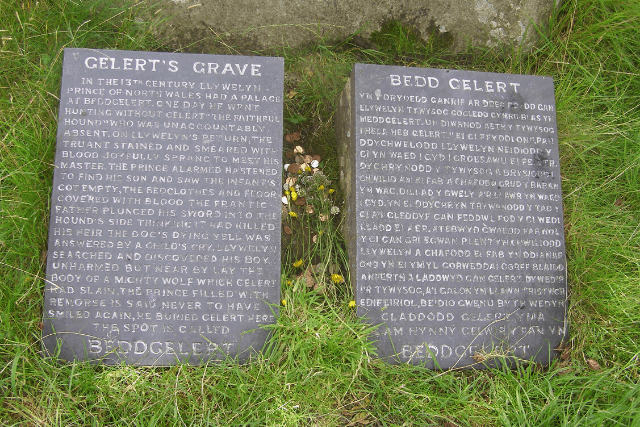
top-left (43, 48), bottom-right (283, 365)
top-left (336, 63), bottom-right (568, 369)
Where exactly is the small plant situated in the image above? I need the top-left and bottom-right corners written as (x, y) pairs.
top-left (284, 113), bottom-right (307, 124)
top-left (281, 132), bottom-right (348, 298)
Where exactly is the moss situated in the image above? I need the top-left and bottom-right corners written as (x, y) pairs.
top-left (369, 20), bottom-right (454, 64)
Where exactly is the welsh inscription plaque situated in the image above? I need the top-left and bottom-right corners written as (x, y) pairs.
top-left (336, 64), bottom-right (568, 369)
top-left (43, 49), bottom-right (283, 364)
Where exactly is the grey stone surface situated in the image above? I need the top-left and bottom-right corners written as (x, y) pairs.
top-left (336, 63), bottom-right (568, 369)
top-left (156, 0), bottom-right (561, 52)
top-left (43, 48), bottom-right (283, 365)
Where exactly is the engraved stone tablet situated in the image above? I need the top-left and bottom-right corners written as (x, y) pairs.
top-left (43, 48), bottom-right (283, 365)
top-left (336, 64), bottom-right (568, 369)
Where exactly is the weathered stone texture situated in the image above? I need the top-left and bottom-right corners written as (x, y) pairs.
top-left (158, 0), bottom-right (561, 51)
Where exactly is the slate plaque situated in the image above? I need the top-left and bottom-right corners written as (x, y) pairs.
top-left (43, 48), bottom-right (283, 365)
top-left (336, 64), bottom-right (568, 369)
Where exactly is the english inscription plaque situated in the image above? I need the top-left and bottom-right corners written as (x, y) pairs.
top-left (336, 64), bottom-right (568, 369)
top-left (43, 48), bottom-right (283, 365)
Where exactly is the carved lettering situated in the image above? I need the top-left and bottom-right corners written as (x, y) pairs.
top-left (43, 49), bottom-right (283, 365)
top-left (342, 64), bottom-right (568, 369)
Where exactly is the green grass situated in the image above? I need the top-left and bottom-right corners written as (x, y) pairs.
top-left (1, 0), bottom-right (640, 425)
